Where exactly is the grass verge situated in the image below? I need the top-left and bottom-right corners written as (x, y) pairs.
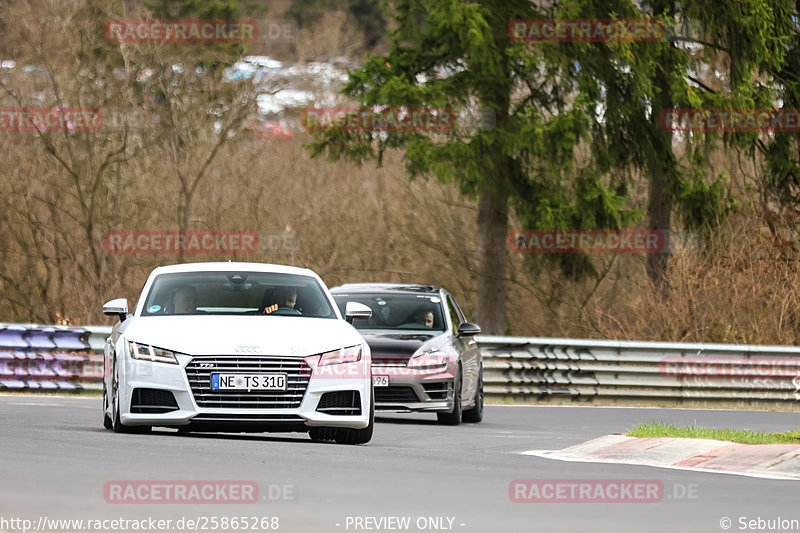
top-left (484, 395), bottom-right (800, 412)
top-left (628, 421), bottom-right (800, 444)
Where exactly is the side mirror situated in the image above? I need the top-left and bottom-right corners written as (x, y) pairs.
top-left (457, 322), bottom-right (481, 337)
top-left (345, 301), bottom-right (372, 324)
top-left (103, 298), bottom-right (128, 323)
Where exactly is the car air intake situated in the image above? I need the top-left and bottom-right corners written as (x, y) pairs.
top-left (316, 391), bottom-right (361, 415)
top-left (130, 388), bottom-right (179, 413)
top-left (422, 381), bottom-right (449, 400)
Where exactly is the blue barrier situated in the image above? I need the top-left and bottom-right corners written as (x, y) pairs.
top-left (0, 323), bottom-right (107, 391)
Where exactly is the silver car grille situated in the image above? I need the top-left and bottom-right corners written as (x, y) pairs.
top-left (185, 356), bottom-right (311, 409)
top-left (371, 360), bottom-right (407, 368)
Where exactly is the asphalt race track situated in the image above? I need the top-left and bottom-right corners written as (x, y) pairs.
top-left (1, 395), bottom-right (799, 533)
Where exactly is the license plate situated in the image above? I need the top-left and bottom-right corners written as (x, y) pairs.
top-left (211, 373), bottom-right (287, 390)
top-left (372, 375), bottom-right (389, 387)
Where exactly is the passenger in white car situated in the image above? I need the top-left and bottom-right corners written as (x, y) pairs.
top-left (172, 285), bottom-right (198, 314)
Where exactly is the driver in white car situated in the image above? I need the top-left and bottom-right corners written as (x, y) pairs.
top-left (263, 286), bottom-right (298, 314)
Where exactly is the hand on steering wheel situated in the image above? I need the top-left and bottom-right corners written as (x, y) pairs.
top-left (263, 305), bottom-right (302, 315)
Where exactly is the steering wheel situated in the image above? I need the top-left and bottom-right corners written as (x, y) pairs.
top-left (270, 307), bottom-right (302, 316)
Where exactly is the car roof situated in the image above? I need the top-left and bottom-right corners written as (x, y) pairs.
top-left (150, 262), bottom-right (317, 277)
top-left (330, 282), bottom-right (442, 295)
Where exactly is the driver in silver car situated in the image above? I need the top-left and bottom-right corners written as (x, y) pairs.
top-left (414, 309), bottom-right (434, 328)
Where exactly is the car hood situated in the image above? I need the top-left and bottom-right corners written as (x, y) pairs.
top-left (358, 331), bottom-right (446, 362)
top-left (122, 315), bottom-right (364, 357)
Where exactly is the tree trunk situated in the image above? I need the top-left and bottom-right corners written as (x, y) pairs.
top-left (646, 165), bottom-right (671, 294)
top-left (475, 189), bottom-right (508, 335)
top-left (646, 48), bottom-right (675, 296)
top-left (178, 189), bottom-right (192, 263)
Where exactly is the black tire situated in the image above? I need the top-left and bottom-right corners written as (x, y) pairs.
top-left (437, 367), bottom-right (462, 425)
top-left (462, 369), bottom-right (483, 423)
top-left (103, 389), bottom-right (113, 430)
top-left (334, 386), bottom-right (374, 445)
top-left (110, 367), bottom-right (127, 433)
top-left (308, 428), bottom-right (338, 442)
top-left (111, 385), bottom-right (130, 433)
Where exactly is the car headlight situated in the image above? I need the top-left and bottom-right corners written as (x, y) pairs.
top-left (408, 350), bottom-right (448, 371)
top-left (129, 342), bottom-right (179, 364)
top-left (317, 345), bottom-right (362, 366)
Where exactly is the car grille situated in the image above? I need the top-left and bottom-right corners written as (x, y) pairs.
top-left (185, 356), bottom-right (311, 409)
top-left (375, 386), bottom-right (419, 403)
top-left (372, 359), bottom-right (408, 368)
top-left (316, 390), bottom-right (361, 415)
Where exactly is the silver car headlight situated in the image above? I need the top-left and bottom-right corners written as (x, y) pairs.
top-left (129, 342), bottom-right (179, 364)
top-left (408, 350), bottom-right (448, 371)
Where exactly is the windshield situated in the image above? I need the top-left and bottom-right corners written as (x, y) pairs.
top-left (141, 271), bottom-right (336, 318)
top-left (332, 293), bottom-right (446, 331)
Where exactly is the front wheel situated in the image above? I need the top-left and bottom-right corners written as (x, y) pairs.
top-left (437, 367), bottom-right (462, 425)
top-left (334, 387), bottom-right (374, 445)
top-left (111, 384), bottom-right (128, 433)
top-left (462, 369), bottom-right (483, 423)
top-left (103, 389), bottom-right (113, 430)
top-left (308, 428), bottom-right (338, 442)
top-left (111, 376), bottom-right (150, 434)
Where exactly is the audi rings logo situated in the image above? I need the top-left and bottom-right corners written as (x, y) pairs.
top-left (234, 346), bottom-right (262, 354)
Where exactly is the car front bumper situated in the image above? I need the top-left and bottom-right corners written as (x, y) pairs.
top-left (118, 354), bottom-right (372, 431)
top-left (370, 364), bottom-right (455, 413)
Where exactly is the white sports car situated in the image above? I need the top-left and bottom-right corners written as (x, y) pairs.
top-left (102, 262), bottom-right (374, 444)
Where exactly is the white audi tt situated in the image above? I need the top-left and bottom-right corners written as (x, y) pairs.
top-left (102, 262), bottom-right (374, 444)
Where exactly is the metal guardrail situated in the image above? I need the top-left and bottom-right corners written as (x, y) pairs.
top-left (3, 324), bottom-right (800, 405)
top-left (477, 335), bottom-right (800, 405)
top-left (0, 323), bottom-right (111, 390)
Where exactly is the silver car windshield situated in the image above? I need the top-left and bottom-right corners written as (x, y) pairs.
top-left (333, 294), bottom-right (446, 331)
top-left (141, 271), bottom-right (336, 318)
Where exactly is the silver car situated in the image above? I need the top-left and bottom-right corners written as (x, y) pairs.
top-left (330, 283), bottom-right (483, 425)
